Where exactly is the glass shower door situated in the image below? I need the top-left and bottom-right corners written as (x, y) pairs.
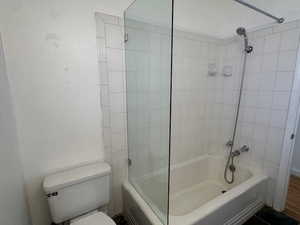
top-left (124, 0), bottom-right (173, 224)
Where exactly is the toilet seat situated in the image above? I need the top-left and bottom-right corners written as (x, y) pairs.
top-left (71, 212), bottom-right (116, 225)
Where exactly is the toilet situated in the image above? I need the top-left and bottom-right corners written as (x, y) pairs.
top-left (43, 162), bottom-right (116, 225)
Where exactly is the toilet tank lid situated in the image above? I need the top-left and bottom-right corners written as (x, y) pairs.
top-left (43, 162), bottom-right (111, 193)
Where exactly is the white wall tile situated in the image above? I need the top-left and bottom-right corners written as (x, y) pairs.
top-left (97, 38), bottom-right (107, 62)
top-left (246, 55), bottom-right (262, 73)
top-left (266, 128), bottom-right (284, 165)
top-left (109, 71), bottom-right (125, 93)
top-left (270, 110), bottom-right (288, 128)
top-left (111, 149), bottom-right (128, 214)
top-left (255, 108), bottom-right (271, 125)
top-left (259, 72), bottom-right (276, 91)
top-left (97, 13), bottom-right (119, 25)
top-left (95, 15), bottom-right (105, 38)
top-left (103, 128), bottom-right (112, 149)
top-left (102, 107), bottom-right (111, 128)
top-left (100, 85), bottom-right (110, 106)
top-left (263, 162), bottom-right (279, 205)
top-left (98, 62), bottom-right (108, 85)
top-left (264, 33), bottom-right (281, 53)
top-left (257, 91), bottom-right (273, 109)
top-left (274, 71), bottom-right (294, 91)
top-left (280, 29), bottom-right (300, 51)
top-left (112, 133), bottom-right (126, 150)
top-left (107, 48), bottom-right (125, 71)
top-left (110, 112), bottom-right (126, 133)
top-left (242, 107), bottom-right (256, 123)
top-left (253, 125), bottom-right (269, 143)
top-left (242, 91), bottom-right (258, 107)
top-left (96, 14), bottom-right (127, 216)
top-left (277, 51), bottom-right (297, 71)
top-left (105, 24), bottom-right (124, 49)
top-left (251, 38), bottom-right (265, 56)
top-left (262, 53), bottom-right (278, 72)
top-left (110, 93), bottom-right (125, 113)
top-left (272, 91), bottom-right (291, 110)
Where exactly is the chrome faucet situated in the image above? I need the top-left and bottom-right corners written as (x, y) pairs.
top-left (231, 145), bottom-right (250, 157)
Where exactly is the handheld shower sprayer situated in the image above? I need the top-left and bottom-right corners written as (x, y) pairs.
top-left (236, 27), bottom-right (253, 54)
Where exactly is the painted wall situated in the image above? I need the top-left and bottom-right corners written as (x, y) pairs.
top-left (0, 35), bottom-right (31, 225)
top-left (0, 0), bottom-right (133, 225)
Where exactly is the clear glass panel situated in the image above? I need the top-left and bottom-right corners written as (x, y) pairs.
top-left (169, 3), bottom-right (245, 217)
top-left (124, 0), bottom-right (173, 224)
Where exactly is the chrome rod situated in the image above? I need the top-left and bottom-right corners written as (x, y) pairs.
top-left (234, 0), bottom-right (284, 24)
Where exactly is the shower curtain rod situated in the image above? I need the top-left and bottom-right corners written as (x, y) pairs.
top-left (234, 0), bottom-right (285, 24)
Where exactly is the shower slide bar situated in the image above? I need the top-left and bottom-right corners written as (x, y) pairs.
top-left (234, 0), bottom-right (285, 24)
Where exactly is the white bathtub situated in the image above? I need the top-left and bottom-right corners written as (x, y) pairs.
top-left (123, 155), bottom-right (268, 225)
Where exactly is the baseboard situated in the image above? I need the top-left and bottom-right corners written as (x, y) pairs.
top-left (224, 200), bottom-right (264, 225)
top-left (291, 168), bottom-right (300, 177)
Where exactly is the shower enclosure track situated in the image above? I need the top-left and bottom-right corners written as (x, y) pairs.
top-left (234, 0), bottom-right (284, 24)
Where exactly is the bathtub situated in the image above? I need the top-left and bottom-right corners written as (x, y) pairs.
top-left (123, 155), bottom-right (268, 225)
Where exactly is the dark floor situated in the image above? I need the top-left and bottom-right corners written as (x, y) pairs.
top-left (113, 215), bottom-right (128, 225)
top-left (113, 206), bottom-right (299, 225)
top-left (244, 207), bottom-right (299, 225)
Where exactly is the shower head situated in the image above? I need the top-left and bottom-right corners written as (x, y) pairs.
top-left (236, 27), bottom-right (253, 54)
top-left (236, 27), bottom-right (247, 37)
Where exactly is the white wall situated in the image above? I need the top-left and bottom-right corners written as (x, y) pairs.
top-left (0, 35), bottom-right (30, 225)
top-left (292, 120), bottom-right (300, 176)
top-left (0, 1), bottom-right (133, 225)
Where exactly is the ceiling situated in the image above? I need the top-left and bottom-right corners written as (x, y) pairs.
top-left (125, 0), bottom-right (300, 39)
top-left (174, 0), bottom-right (300, 38)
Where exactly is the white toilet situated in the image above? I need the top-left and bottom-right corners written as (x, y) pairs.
top-left (43, 162), bottom-right (116, 225)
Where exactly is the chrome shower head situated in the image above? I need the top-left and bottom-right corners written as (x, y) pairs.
top-left (236, 27), bottom-right (247, 37)
top-left (236, 27), bottom-right (253, 54)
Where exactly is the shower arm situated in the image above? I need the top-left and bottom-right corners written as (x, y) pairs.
top-left (234, 0), bottom-right (284, 24)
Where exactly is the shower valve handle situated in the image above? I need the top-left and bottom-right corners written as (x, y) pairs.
top-left (239, 145), bottom-right (250, 153)
top-left (231, 145), bottom-right (249, 157)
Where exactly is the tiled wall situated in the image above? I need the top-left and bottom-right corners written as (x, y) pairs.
top-left (95, 13), bottom-right (127, 215)
top-left (235, 22), bottom-right (300, 206)
top-left (171, 31), bottom-right (241, 164)
top-left (172, 22), bottom-right (300, 206)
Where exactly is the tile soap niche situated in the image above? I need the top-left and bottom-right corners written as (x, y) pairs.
top-left (208, 63), bottom-right (218, 76)
top-left (223, 65), bottom-right (233, 77)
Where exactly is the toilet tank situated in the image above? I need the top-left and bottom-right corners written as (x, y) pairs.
top-left (43, 162), bottom-right (111, 224)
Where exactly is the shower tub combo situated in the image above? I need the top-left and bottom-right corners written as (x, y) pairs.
top-left (121, 0), bottom-right (282, 224)
top-left (123, 155), bottom-right (267, 225)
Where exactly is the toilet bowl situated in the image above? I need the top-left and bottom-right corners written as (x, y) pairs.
top-left (71, 212), bottom-right (116, 225)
